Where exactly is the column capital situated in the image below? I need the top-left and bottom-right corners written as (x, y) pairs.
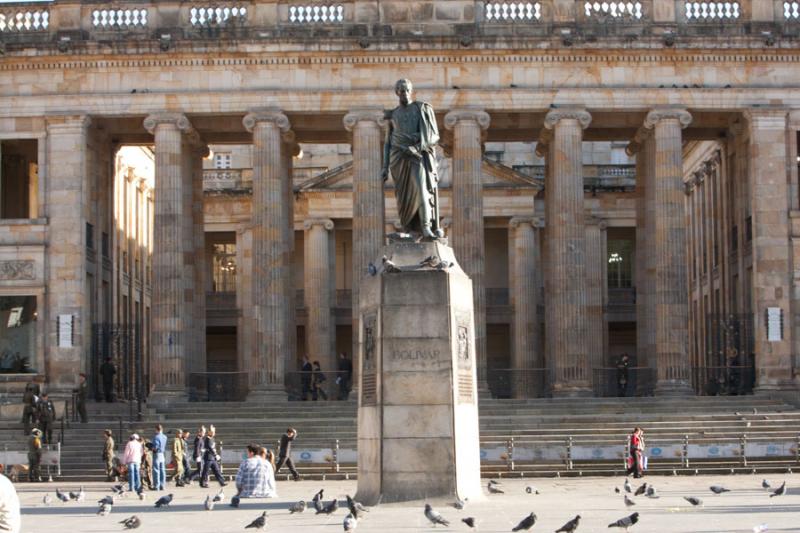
top-left (643, 108), bottom-right (692, 130)
top-left (586, 215), bottom-right (608, 230)
top-left (303, 218), bottom-right (334, 231)
top-left (46, 114), bottom-right (92, 133)
top-left (143, 113), bottom-right (192, 135)
top-left (443, 108), bottom-right (491, 131)
top-left (343, 109), bottom-right (387, 131)
top-left (543, 107), bottom-right (591, 130)
top-left (744, 107), bottom-right (788, 129)
top-left (509, 216), bottom-right (538, 229)
top-left (243, 108), bottom-right (291, 134)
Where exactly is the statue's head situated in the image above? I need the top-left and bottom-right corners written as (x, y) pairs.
top-left (394, 78), bottom-right (413, 106)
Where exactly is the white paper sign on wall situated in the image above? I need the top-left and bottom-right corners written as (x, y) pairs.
top-left (58, 314), bottom-right (73, 348)
top-left (766, 307), bottom-right (782, 342)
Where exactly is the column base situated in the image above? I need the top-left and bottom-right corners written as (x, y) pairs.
top-left (247, 385), bottom-right (288, 403)
top-left (550, 385), bottom-right (593, 398)
top-left (654, 380), bottom-right (694, 396)
top-left (148, 387), bottom-right (188, 407)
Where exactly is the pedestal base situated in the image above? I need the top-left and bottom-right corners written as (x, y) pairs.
top-left (147, 387), bottom-right (187, 407)
top-left (247, 385), bottom-right (288, 403)
top-left (654, 380), bottom-right (694, 396)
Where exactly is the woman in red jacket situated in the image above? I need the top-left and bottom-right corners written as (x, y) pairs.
top-left (627, 427), bottom-right (645, 478)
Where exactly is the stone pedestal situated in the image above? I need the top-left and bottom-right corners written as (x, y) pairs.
top-left (356, 239), bottom-right (482, 505)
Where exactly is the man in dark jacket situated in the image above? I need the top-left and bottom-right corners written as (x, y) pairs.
top-left (37, 392), bottom-right (56, 445)
top-left (275, 427), bottom-right (300, 481)
top-left (73, 373), bottom-right (88, 423)
top-left (300, 357), bottom-right (313, 401)
top-left (20, 382), bottom-right (40, 435)
top-left (337, 352), bottom-right (353, 400)
top-left (99, 357), bottom-right (116, 403)
top-left (200, 425), bottom-right (226, 488)
top-left (188, 425), bottom-right (206, 483)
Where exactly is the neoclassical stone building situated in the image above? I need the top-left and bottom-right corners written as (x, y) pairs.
top-left (0, 0), bottom-right (798, 401)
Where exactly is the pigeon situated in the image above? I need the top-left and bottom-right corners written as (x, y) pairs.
top-left (634, 483), bottom-right (647, 496)
top-left (614, 487), bottom-right (620, 494)
top-left (318, 498), bottom-right (339, 515)
top-left (154, 493), bottom-right (173, 508)
top-left (462, 516), bottom-right (476, 529)
top-left (753, 525), bottom-right (768, 533)
top-left (68, 487), bottom-right (82, 501)
top-left (367, 263), bottom-right (378, 276)
top-left (555, 515), bottom-right (581, 533)
top-left (624, 478), bottom-right (632, 493)
top-left (488, 481), bottom-right (505, 494)
top-left (42, 494), bottom-right (52, 506)
top-left (230, 495), bottom-right (240, 508)
top-left (245, 511), bottom-right (268, 530)
top-left (684, 496), bottom-right (703, 507)
top-left (343, 513), bottom-right (358, 531)
top-left (213, 488), bottom-right (225, 503)
top-left (608, 512), bottom-right (639, 531)
top-left (525, 485), bottom-right (540, 495)
top-left (312, 489), bottom-right (325, 512)
top-left (424, 503), bottom-right (450, 527)
top-left (56, 488), bottom-right (70, 502)
top-left (453, 496), bottom-right (467, 509)
top-left (769, 482), bottom-right (786, 497)
top-left (624, 494), bottom-right (636, 507)
top-left (382, 256), bottom-right (401, 273)
top-left (204, 494), bottom-right (214, 511)
top-left (645, 485), bottom-right (659, 499)
top-left (97, 501), bottom-right (113, 516)
top-left (762, 479), bottom-right (771, 490)
top-left (512, 512), bottom-right (537, 531)
top-left (111, 485), bottom-right (126, 496)
top-left (489, 479), bottom-right (501, 486)
top-left (710, 485), bottom-right (730, 495)
top-left (119, 515), bottom-right (141, 529)
top-left (288, 500), bottom-right (306, 514)
top-left (346, 495), bottom-right (368, 519)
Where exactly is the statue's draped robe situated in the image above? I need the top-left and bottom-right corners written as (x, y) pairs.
top-left (386, 101), bottom-right (441, 233)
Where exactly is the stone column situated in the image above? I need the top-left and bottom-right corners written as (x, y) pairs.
top-left (586, 216), bottom-right (608, 392)
top-left (746, 109), bottom-right (796, 390)
top-left (444, 109), bottom-right (491, 387)
top-left (536, 108), bottom-right (592, 396)
top-left (304, 218), bottom-right (335, 373)
top-left (509, 216), bottom-right (542, 398)
top-left (644, 109), bottom-right (694, 394)
top-left (144, 113), bottom-right (197, 399)
top-left (191, 145), bottom-right (208, 379)
top-left (45, 115), bottom-right (91, 392)
top-left (243, 109), bottom-right (293, 398)
top-left (344, 109), bottom-right (386, 382)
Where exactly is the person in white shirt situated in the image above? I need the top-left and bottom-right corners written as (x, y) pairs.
top-left (0, 473), bottom-right (21, 533)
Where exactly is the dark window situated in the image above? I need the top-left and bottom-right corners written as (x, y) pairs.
top-left (102, 232), bottom-right (109, 258)
top-left (745, 216), bottom-right (752, 242)
top-left (85, 223), bottom-right (94, 249)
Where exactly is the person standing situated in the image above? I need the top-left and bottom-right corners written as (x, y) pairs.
top-left (300, 356), bottom-right (313, 401)
top-left (73, 373), bottom-right (88, 423)
top-left (152, 424), bottom-right (167, 490)
top-left (141, 439), bottom-right (154, 490)
top-left (36, 392), bottom-right (56, 445)
top-left (616, 353), bottom-right (630, 397)
top-left (99, 357), bottom-right (116, 403)
top-left (20, 382), bottom-right (40, 436)
top-left (200, 425), bottom-right (226, 488)
top-left (102, 429), bottom-right (115, 481)
top-left (171, 428), bottom-right (185, 486)
top-left (0, 473), bottom-right (21, 533)
top-left (188, 425), bottom-right (206, 483)
top-left (122, 433), bottom-right (143, 492)
top-left (626, 427), bottom-right (646, 479)
top-left (180, 430), bottom-right (191, 482)
top-left (27, 428), bottom-right (43, 482)
top-left (336, 352), bottom-right (353, 400)
top-left (311, 361), bottom-right (328, 401)
top-left (275, 428), bottom-right (300, 481)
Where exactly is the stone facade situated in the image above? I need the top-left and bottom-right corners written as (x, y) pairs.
top-left (0, 0), bottom-right (798, 399)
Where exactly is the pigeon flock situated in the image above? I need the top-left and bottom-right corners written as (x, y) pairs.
top-left (33, 475), bottom-right (791, 531)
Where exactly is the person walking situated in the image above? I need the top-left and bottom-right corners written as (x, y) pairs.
top-left (122, 433), bottom-right (143, 492)
top-left (171, 428), bottom-right (185, 486)
top-left (188, 425), bottom-right (206, 483)
top-left (73, 373), bottom-right (88, 423)
top-left (36, 392), bottom-right (56, 445)
top-left (311, 361), bottom-right (328, 401)
top-left (200, 425), bottom-right (226, 488)
top-left (27, 428), bottom-right (43, 482)
top-left (626, 427), bottom-right (646, 479)
top-left (300, 356), bottom-right (313, 400)
top-left (152, 424), bottom-right (167, 491)
top-left (336, 352), bottom-right (352, 400)
top-left (180, 430), bottom-right (191, 483)
top-left (275, 428), bottom-right (300, 481)
top-left (99, 357), bottom-right (116, 403)
top-left (102, 429), bottom-right (116, 481)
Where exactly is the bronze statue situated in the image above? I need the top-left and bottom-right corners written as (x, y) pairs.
top-left (382, 79), bottom-right (443, 239)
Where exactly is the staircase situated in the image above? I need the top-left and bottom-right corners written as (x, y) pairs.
top-left (2, 396), bottom-right (799, 481)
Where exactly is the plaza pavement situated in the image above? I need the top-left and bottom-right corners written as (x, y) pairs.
top-left (15, 474), bottom-right (800, 532)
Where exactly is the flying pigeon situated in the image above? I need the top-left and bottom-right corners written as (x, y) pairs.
top-left (770, 482), bottom-right (786, 497)
top-left (684, 496), bottom-right (703, 507)
top-left (453, 496), bottom-right (467, 509)
top-left (346, 495), bottom-right (368, 519)
top-left (710, 485), bottom-right (730, 495)
top-left (313, 489), bottom-right (325, 512)
top-left (289, 500), bottom-right (306, 514)
top-left (55, 488), bottom-right (70, 502)
top-left (318, 498), bottom-right (339, 515)
top-left (555, 515), bottom-right (581, 533)
top-left (762, 479), bottom-right (771, 490)
top-left (634, 483), bottom-right (647, 496)
top-left (154, 493), bottom-right (173, 508)
top-left (245, 511), bottom-right (268, 530)
top-left (624, 495), bottom-right (636, 507)
top-left (97, 502), bottom-right (113, 516)
top-left (608, 512), bottom-right (639, 531)
top-left (624, 478), bottom-right (632, 493)
top-left (512, 512), bottom-right (537, 531)
top-left (204, 494), bottom-right (214, 511)
top-left (119, 515), bottom-right (141, 529)
top-left (424, 503), bottom-right (450, 527)
top-left (462, 516), bottom-right (476, 529)
top-left (213, 488), bottom-right (225, 503)
top-left (343, 513), bottom-right (358, 531)
top-left (525, 485), bottom-right (540, 495)
top-left (382, 256), bottom-right (401, 273)
top-left (42, 493), bottom-right (52, 506)
top-left (99, 495), bottom-right (115, 506)
top-left (488, 481), bottom-right (505, 494)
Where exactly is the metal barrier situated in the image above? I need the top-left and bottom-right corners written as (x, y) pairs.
top-left (0, 442), bottom-right (61, 480)
top-left (593, 367), bottom-right (657, 397)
